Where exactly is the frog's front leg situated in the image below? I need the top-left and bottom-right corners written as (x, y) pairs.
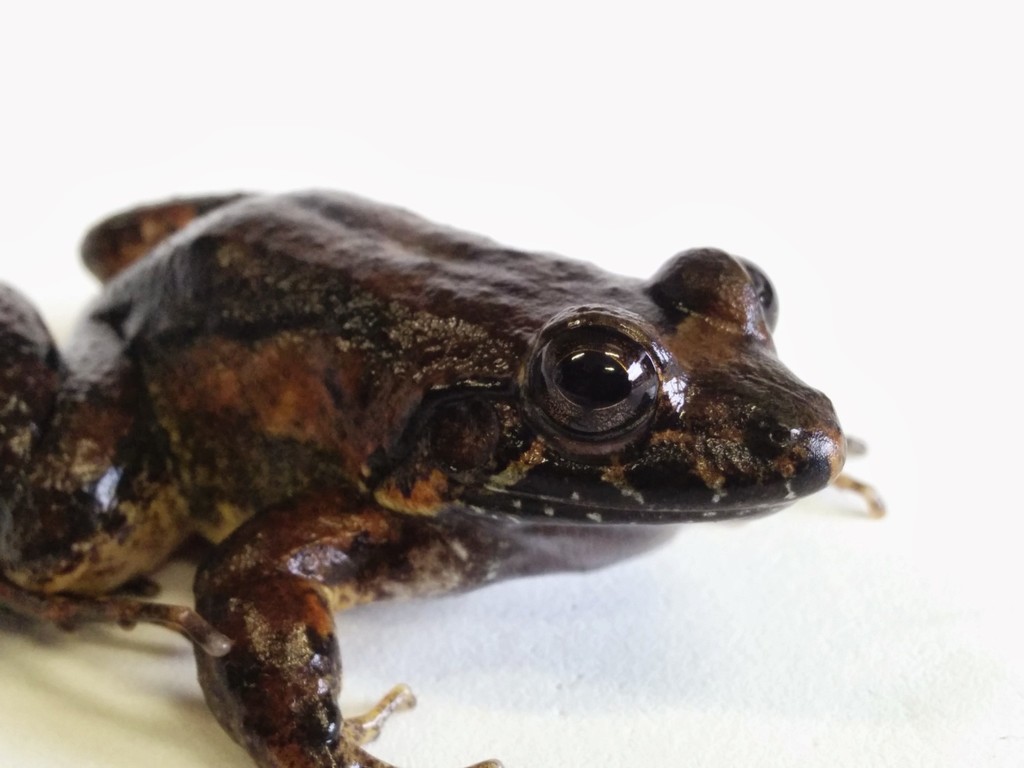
top-left (194, 490), bottom-right (504, 768)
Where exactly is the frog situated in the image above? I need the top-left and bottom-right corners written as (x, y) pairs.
top-left (0, 191), bottom-right (878, 768)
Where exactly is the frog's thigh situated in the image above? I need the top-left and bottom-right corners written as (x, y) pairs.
top-left (194, 491), bottom-right (502, 768)
top-left (80, 193), bottom-right (248, 281)
top-left (1, 319), bottom-right (187, 595)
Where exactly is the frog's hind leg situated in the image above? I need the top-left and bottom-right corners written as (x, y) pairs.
top-left (194, 490), bottom-right (503, 768)
top-left (81, 193), bottom-right (248, 281)
top-left (0, 288), bottom-right (224, 648)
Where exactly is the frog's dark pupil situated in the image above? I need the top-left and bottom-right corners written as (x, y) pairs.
top-left (554, 350), bottom-right (631, 408)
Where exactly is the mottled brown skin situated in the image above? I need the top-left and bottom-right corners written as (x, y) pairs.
top-left (0, 192), bottom-right (846, 768)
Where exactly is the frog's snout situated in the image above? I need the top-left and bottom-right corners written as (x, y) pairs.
top-left (799, 423), bottom-right (846, 488)
top-left (772, 411), bottom-right (846, 498)
top-left (738, 381), bottom-right (846, 502)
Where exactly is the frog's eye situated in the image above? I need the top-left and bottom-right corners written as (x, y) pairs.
top-left (525, 308), bottom-right (661, 449)
top-left (648, 249), bottom-right (778, 337)
top-left (739, 259), bottom-right (778, 331)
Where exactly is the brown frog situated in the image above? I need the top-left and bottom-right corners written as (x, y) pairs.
top-left (0, 192), bottom-right (874, 768)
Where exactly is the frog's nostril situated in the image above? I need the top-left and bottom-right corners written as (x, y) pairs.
top-left (767, 425), bottom-right (793, 446)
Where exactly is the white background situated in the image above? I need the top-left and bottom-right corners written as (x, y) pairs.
top-left (1, 2), bottom-right (1022, 767)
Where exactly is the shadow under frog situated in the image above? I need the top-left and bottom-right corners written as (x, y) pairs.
top-left (0, 192), bottom-right (851, 768)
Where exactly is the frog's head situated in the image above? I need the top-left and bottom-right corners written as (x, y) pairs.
top-left (449, 248), bottom-right (845, 524)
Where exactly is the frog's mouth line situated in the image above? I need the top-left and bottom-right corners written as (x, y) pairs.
top-left (461, 485), bottom-right (788, 524)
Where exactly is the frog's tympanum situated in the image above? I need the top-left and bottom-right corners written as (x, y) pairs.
top-left (0, 193), bottom-right (858, 767)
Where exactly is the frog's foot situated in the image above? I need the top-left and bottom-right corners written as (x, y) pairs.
top-left (832, 473), bottom-right (886, 518)
top-left (342, 684), bottom-right (417, 746)
top-left (0, 576), bottom-right (231, 656)
top-left (340, 687), bottom-right (502, 767)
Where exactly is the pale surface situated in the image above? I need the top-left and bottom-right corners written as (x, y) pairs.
top-left (1, 3), bottom-right (1022, 767)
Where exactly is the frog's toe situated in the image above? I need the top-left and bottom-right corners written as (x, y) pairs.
top-left (341, 688), bottom-right (503, 768)
top-left (342, 684), bottom-right (417, 746)
top-left (832, 473), bottom-right (887, 518)
top-left (351, 693), bottom-right (504, 768)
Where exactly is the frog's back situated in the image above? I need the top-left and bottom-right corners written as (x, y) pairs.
top-left (95, 192), bottom-right (650, 356)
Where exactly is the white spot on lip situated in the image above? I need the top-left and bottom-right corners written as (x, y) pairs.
top-left (511, 499), bottom-right (522, 510)
top-left (570, 491), bottom-right (580, 502)
top-left (586, 512), bottom-right (603, 522)
top-left (618, 486), bottom-right (645, 504)
top-left (543, 506), bottom-right (556, 517)
top-left (450, 540), bottom-right (469, 561)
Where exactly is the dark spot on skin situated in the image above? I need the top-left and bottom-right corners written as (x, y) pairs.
top-left (322, 369), bottom-right (346, 410)
top-left (304, 627), bottom-right (339, 678)
top-left (291, 698), bottom-right (341, 750)
top-left (427, 398), bottom-right (500, 476)
top-left (94, 301), bottom-right (133, 341)
top-left (363, 446), bottom-right (391, 479)
top-left (223, 645), bottom-right (263, 694)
